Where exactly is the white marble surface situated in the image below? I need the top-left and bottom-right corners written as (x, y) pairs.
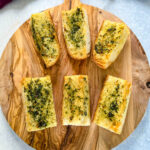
top-left (0, 0), bottom-right (149, 149)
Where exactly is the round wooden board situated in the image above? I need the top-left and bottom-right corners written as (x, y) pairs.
top-left (0, 0), bottom-right (150, 149)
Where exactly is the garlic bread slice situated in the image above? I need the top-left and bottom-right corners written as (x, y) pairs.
top-left (93, 20), bottom-right (130, 69)
top-left (22, 76), bottom-right (57, 131)
top-left (62, 6), bottom-right (91, 60)
top-left (62, 75), bottom-right (90, 126)
top-left (30, 10), bottom-right (60, 67)
top-left (94, 75), bottom-right (131, 134)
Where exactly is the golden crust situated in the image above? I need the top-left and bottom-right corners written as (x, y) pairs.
top-left (92, 56), bottom-right (108, 69)
top-left (93, 20), bottom-right (130, 69)
top-left (93, 75), bottom-right (131, 134)
top-left (30, 10), bottom-right (60, 68)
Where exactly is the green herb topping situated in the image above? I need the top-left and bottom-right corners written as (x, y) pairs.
top-left (66, 8), bottom-right (85, 48)
top-left (24, 79), bottom-right (53, 128)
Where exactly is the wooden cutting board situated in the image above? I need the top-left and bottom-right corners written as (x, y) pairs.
top-left (0, 0), bottom-right (150, 149)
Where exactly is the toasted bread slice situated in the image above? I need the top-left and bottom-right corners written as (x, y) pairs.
top-left (62, 75), bottom-right (90, 126)
top-left (30, 10), bottom-right (60, 67)
top-left (22, 76), bottom-right (57, 131)
top-left (62, 6), bottom-right (91, 60)
top-left (93, 75), bottom-right (131, 134)
top-left (93, 20), bottom-right (130, 69)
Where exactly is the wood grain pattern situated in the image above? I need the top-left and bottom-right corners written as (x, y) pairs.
top-left (0, 0), bottom-right (150, 149)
